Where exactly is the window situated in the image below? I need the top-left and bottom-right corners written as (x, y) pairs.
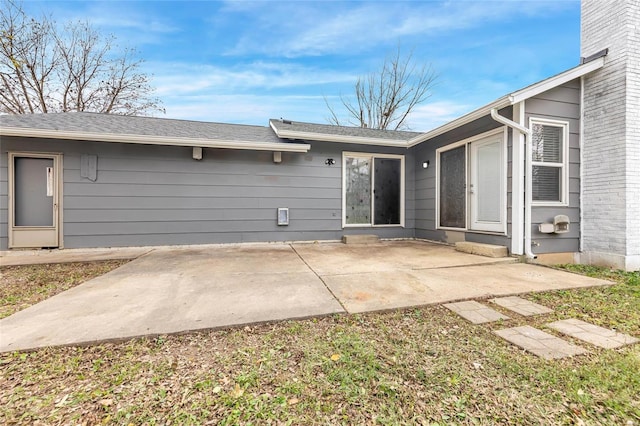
top-left (343, 153), bottom-right (404, 227)
top-left (530, 118), bottom-right (568, 204)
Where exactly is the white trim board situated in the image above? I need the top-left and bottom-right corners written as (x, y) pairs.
top-left (270, 121), bottom-right (409, 147)
top-left (408, 57), bottom-right (605, 147)
top-left (0, 127), bottom-right (312, 153)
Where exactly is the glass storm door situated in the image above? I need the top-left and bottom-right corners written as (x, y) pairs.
top-left (470, 136), bottom-right (504, 232)
top-left (9, 153), bottom-right (61, 248)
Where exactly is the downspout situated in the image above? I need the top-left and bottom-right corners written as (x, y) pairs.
top-left (579, 76), bottom-right (585, 254)
top-left (490, 108), bottom-right (536, 259)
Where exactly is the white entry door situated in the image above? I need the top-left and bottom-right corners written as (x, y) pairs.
top-left (9, 153), bottom-right (62, 248)
top-left (469, 135), bottom-right (505, 232)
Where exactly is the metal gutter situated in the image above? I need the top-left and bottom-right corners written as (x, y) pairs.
top-left (0, 127), bottom-right (311, 153)
top-left (508, 57), bottom-right (605, 104)
top-left (408, 57), bottom-right (606, 148)
top-left (490, 108), bottom-right (536, 259)
top-left (269, 121), bottom-right (409, 147)
top-left (406, 97), bottom-right (511, 147)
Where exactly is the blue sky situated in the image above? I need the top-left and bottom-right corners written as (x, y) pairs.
top-left (22, 0), bottom-right (581, 131)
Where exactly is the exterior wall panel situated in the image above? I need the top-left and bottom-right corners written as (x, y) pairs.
top-left (410, 110), bottom-right (511, 247)
top-left (525, 81), bottom-right (582, 254)
top-left (0, 154), bottom-right (7, 249)
top-left (0, 136), bottom-right (414, 249)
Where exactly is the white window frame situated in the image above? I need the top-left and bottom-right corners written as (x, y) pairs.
top-left (529, 117), bottom-right (569, 206)
top-left (342, 152), bottom-right (405, 228)
top-left (435, 127), bottom-right (507, 233)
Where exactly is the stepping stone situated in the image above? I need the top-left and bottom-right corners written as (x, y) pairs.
top-left (490, 296), bottom-right (553, 316)
top-left (547, 319), bottom-right (639, 349)
top-left (444, 300), bottom-right (510, 324)
top-left (494, 326), bottom-right (587, 360)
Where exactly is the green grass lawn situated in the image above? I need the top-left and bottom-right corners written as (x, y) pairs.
top-left (1, 263), bottom-right (638, 425)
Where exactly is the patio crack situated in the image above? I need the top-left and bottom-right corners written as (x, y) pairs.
top-left (289, 244), bottom-right (348, 313)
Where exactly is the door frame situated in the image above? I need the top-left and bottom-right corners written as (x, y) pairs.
top-left (8, 152), bottom-right (64, 249)
top-left (436, 127), bottom-right (507, 233)
top-left (342, 152), bottom-right (405, 228)
top-left (469, 133), bottom-right (507, 233)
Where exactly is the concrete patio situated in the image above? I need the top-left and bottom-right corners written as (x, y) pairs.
top-left (0, 240), bottom-right (611, 352)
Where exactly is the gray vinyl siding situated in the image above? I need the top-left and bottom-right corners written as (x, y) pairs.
top-left (525, 80), bottom-right (581, 254)
top-left (0, 153), bottom-right (7, 249)
top-left (0, 136), bottom-right (414, 249)
top-left (410, 107), bottom-right (512, 248)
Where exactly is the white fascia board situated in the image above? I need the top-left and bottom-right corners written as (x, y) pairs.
top-left (406, 97), bottom-right (511, 147)
top-left (270, 121), bottom-right (409, 148)
top-left (0, 127), bottom-right (311, 153)
top-left (408, 58), bottom-right (605, 148)
top-left (508, 57), bottom-right (605, 104)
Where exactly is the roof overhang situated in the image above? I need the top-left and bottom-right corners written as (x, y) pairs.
top-left (407, 56), bottom-right (605, 147)
top-left (269, 121), bottom-right (409, 148)
top-left (0, 127), bottom-right (311, 153)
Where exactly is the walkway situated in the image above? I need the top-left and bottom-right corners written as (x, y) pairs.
top-left (0, 240), bottom-right (611, 352)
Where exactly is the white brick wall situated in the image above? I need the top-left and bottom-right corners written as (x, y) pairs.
top-left (581, 0), bottom-right (640, 270)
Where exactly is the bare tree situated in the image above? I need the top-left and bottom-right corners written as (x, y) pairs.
top-left (0, 0), bottom-right (163, 115)
top-left (326, 47), bottom-right (436, 130)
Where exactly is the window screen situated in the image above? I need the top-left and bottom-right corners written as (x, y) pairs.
top-left (439, 146), bottom-right (466, 228)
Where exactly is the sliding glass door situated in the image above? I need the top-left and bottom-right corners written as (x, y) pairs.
top-left (343, 153), bottom-right (404, 227)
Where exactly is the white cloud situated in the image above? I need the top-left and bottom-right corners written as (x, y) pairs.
top-left (149, 61), bottom-right (356, 96)
top-left (404, 100), bottom-right (474, 131)
top-left (160, 93), bottom-right (332, 126)
top-left (221, 1), bottom-right (575, 58)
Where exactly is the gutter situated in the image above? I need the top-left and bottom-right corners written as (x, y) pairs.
top-left (0, 127), bottom-right (311, 153)
top-left (409, 58), bottom-right (606, 148)
top-left (269, 121), bottom-right (409, 147)
top-left (490, 108), bottom-right (536, 259)
top-left (407, 97), bottom-right (511, 147)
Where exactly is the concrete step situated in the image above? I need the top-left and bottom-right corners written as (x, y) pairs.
top-left (342, 234), bottom-right (380, 244)
top-left (455, 241), bottom-right (508, 258)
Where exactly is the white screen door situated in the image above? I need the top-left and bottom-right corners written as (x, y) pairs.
top-left (469, 136), bottom-right (504, 232)
top-left (9, 153), bottom-right (62, 248)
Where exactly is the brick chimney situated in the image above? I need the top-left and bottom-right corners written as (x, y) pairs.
top-left (580, 0), bottom-right (640, 271)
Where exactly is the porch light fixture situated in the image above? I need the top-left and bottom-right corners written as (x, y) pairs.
top-left (422, 160), bottom-right (430, 169)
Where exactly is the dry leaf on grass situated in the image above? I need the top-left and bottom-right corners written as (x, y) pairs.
top-left (229, 384), bottom-right (244, 398)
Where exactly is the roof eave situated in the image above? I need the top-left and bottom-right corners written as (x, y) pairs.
top-left (408, 57), bottom-right (606, 147)
top-left (406, 96), bottom-right (510, 147)
top-left (270, 121), bottom-right (410, 147)
top-left (508, 56), bottom-right (605, 104)
top-left (0, 127), bottom-right (311, 153)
